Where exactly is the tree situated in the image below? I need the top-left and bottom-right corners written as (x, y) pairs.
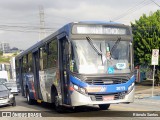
top-left (131, 10), bottom-right (160, 66)
top-left (0, 51), bottom-right (2, 56)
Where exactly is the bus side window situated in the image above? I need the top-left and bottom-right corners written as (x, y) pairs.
top-left (47, 39), bottom-right (58, 68)
top-left (28, 52), bottom-right (33, 72)
top-left (22, 55), bottom-right (27, 73)
top-left (39, 47), bottom-right (43, 70)
top-left (39, 46), bottom-right (47, 70)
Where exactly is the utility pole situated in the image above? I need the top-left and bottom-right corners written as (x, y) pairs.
top-left (39, 6), bottom-right (46, 40)
top-left (2, 42), bottom-right (5, 55)
top-left (151, 49), bottom-right (159, 97)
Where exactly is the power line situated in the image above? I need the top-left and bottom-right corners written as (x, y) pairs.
top-left (0, 26), bottom-right (159, 33)
top-left (0, 28), bottom-right (54, 33)
top-left (112, 0), bottom-right (150, 21)
top-left (111, 0), bottom-right (152, 22)
top-left (150, 0), bottom-right (160, 7)
top-left (0, 25), bottom-right (56, 30)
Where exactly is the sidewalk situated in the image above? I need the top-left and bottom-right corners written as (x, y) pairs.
top-left (135, 85), bottom-right (160, 99)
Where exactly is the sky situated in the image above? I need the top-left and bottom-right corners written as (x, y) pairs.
top-left (0, 0), bottom-right (159, 50)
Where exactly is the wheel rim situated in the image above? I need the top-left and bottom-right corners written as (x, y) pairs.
top-left (27, 93), bottom-right (29, 102)
top-left (55, 97), bottom-right (59, 107)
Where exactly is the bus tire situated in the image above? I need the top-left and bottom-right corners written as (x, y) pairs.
top-left (26, 89), bottom-right (35, 105)
top-left (54, 96), bottom-right (64, 113)
top-left (12, 100), bottom-right (16, 106)
top-left (99, 104), bottom-right (110, 110)
top-left (51, 89), bottom-right (64, 113)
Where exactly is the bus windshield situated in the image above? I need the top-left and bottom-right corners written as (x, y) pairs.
top-left (70, 39), bottom-right (131, 74)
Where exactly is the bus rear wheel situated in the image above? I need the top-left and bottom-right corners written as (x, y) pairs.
top-left (99, 104), bottom-right (110, 110)
top-left (26, 89), bottom-right (35, 105)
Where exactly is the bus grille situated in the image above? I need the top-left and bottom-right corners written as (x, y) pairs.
top-left (89, 92), bottom-right (126, 101)
top-left (85, 77), bottom-right (128, 85)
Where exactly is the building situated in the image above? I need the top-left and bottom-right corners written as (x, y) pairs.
top-left (10, 57), bottom-right (16, 81)
top-left (0, 42), bottom-right (10, 53)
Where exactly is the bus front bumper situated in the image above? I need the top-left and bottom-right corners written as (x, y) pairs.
top-left (70, 88), bottom-right (135, 106)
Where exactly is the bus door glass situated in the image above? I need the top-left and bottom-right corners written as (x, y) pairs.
top-left (59, 38), bottom-right (70, 104)
top-left (33, 51), bottom-right (42, 100)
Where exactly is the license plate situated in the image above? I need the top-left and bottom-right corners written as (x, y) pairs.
top-left (103, 95), bottom-right (114, 101)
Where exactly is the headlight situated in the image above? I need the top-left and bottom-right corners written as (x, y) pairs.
top-left (9, 94), bottom-right (14, 98)
top-left (73, 84), bottom-right (86, 94)
top-left (128, 82), bottom-right (135, 93)
top-left (73, 85), bottom-right (79, 90)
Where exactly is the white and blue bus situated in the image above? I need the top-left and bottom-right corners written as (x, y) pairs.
top-left (15, 21), bottom-right (135, 112)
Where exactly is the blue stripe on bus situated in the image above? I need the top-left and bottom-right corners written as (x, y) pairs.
top-left (26, 74), bottom-right (36, 99)
top-left (70, 75), bottom-right (135, 94)
top-left (70, 75), bottom-right (88, 88)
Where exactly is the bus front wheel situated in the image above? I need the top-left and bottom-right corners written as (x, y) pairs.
top-left (12, 99), bottom-right (16, 106)
top-left (54, 95), bottom-right (66, 113)
top-left (51, 90), bottom-right (64, 113)
top-left (99, 104), bottom-right (110, 110)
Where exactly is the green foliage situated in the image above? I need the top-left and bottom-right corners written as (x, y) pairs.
top-left (13, 52), bottom-right (18, 56)
top-left (0, 51), bottom-right (2, 56)
top-left (0, 52), bottom-right (18, 63)
top-left (0, 57), bottom-right (10, 63)
top-left (131, 10), bottom-right (160, 66)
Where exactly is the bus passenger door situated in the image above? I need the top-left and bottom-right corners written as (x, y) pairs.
top-left (59, 38), bottom-right (70, 105)
top-left (19, 59), bottom-right (25, 96)
top-left (33, 51), bottom-right (42, 100)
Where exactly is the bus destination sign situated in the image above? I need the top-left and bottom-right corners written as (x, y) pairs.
top-left (72, 25), bottom-right (128, 35)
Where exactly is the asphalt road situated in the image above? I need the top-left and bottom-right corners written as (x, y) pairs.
top-left (0, 86), bottom-right (160, 120)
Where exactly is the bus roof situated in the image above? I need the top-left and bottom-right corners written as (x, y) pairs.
top-left (78, 21), bottom-right (122, 25)
top-left (15, 21), bottom-right (129, 59)
top-left (15, 22), bottom-right (72, 59)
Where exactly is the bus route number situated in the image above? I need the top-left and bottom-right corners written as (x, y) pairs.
top-left (116, 86), bottom-right (125, 91)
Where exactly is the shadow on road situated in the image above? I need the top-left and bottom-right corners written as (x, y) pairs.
top-left (13, 95), bottom-right (105, 115)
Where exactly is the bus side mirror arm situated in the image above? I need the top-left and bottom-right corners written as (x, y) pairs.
top-left (130, 42), bottom-right (134, 71)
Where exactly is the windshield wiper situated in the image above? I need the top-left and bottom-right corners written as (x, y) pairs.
top-left (110, 37), bottom-right (121, 54)
top-left (86, 36), bottom-right (102, 55)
